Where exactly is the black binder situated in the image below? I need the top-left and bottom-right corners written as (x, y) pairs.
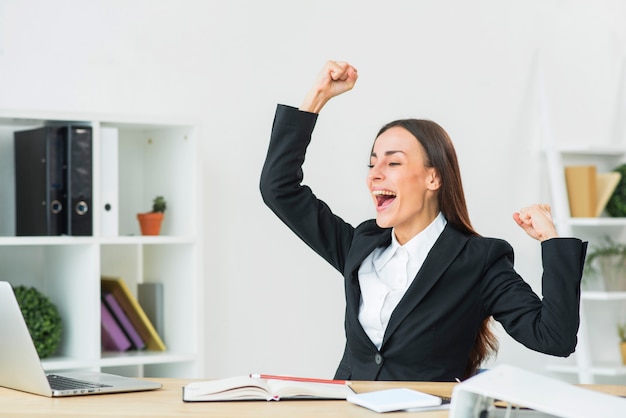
top-left (14, 125), bottom-right (93, 236)
top-left (14, 127), bottom-right (66, 236)
top-left (60, 126), bottom-right (93, 236)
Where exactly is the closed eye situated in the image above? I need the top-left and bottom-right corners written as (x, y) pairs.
top-left (368, 161), bottom-right (401, 168)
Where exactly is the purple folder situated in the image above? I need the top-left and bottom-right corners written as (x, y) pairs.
top-left (103, 292), bottom-right (146, 350)
top-left (101, 301), bottom-right (132, 351)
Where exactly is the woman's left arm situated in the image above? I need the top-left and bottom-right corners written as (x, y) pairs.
top-left (512, 203), bottom-right (558, 242)
top-left (484, 204), bottom-right (588, 356)
top-left (484, 236), bottom-right (587, 357)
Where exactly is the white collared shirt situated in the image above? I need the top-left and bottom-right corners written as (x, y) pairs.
top-left (357, 212), bottom-right (447, 350)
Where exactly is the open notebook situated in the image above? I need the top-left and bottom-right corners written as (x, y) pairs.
top-left (0, 281), bottom-right (161, 397)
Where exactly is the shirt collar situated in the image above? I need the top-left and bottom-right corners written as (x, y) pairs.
top-left (373, 212), bottom-right (447, 274)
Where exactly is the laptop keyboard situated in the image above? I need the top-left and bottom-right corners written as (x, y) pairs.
top-left (47, 374), bottom-right (112, 390)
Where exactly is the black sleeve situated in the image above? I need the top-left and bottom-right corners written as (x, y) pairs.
top-left (260, 104), bottom-right (355, 273)
top-left (484, 238), bottom-right (587, 356)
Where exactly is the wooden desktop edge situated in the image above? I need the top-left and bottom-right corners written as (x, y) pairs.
top-left (0, 378), bottom-right (624, 418)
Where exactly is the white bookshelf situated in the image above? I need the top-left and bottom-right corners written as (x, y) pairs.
top-left (0, 109), bottom-right (203, 378)
top-left (545, 145), bottom-right (626, 384)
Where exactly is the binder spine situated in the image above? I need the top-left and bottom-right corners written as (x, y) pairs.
top-left (100, 127), bottom-right (119, 236)
top-left (47, 128), bottom-right (66, 235)
top-left (64, 126), bottom-right (93, 236)
top-left (14, 125), bottom-right (94, 236)
top-left (14, 127), bottom-right (66, 236)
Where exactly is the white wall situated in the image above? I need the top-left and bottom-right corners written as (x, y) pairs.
top-left (1, 0), bottom-right (625, 380)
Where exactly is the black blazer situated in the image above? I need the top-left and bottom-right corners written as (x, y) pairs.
top-left (260, 104), bottom-right (588, 382)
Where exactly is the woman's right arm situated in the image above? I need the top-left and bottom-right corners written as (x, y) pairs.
top-left (300, 61), bottom-right (358, 113)
top-left (259, 61), bottom-right (358, 272)
top-left (260, 104), bottom-right (356, 272)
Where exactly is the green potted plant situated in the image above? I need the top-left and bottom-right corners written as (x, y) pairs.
top-left (584, 236), bottom-right (626, 291)
top-left (605, 164), bottom-right (626, 217)
top-left (137, 196), bottom-right (166, 236)
top-left (13, 285), bottom-right (62, 358)
top-left (618, 322), bottom-right (626, 365)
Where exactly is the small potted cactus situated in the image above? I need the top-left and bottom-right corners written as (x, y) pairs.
top-left (137, 196), bottom-right (166, 235)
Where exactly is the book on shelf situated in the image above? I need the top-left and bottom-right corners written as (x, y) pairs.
top-left (102, 292), bottom-right (146, 350)
top-left (100, 300), bottom-right (132, 351)
top-left (100, 276), bottom-right (166, 351)
top-left (182, 374), bottom-right (355, 402)
top-left (596, 171), bottom-right (621, 217)
top-left (138, 282), bottom-right (164, 337)
top-left (564, 165), bottom-right (621, 217)
top-left (565, 165), bottom-right (597, 217)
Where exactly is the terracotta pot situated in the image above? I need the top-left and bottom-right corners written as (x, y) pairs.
top-left (137, 212), bottom-right (164, 236)
top-left (621, 342), bottom-right (626, 365)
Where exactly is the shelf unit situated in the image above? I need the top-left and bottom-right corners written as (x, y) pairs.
top-left (545, 146), bottom-right (626, 384)
top-left (0, 109), bottom-right (203, 378)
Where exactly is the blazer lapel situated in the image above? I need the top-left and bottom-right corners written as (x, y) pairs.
top-left (345, 228), bottom-right (391, 276)
top-left (344, 225), bottom-right (391, 349)
top-left (381, 226), bottom-right (469, 347)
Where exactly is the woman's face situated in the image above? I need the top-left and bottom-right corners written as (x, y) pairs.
top-left (367, 126), bottom-right (440, 243)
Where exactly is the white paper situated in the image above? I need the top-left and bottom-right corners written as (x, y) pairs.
top-left (348, 388), bottom-right (443, 413)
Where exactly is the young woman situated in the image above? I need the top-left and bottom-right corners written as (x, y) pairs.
top-left (260, 61), bottom-right (587, 381)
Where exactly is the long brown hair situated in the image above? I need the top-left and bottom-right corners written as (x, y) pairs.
top-left (376, 119), bottom-right (499, 378)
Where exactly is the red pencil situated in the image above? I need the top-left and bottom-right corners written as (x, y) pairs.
top-left (249, 373), bottom-right (351, 385)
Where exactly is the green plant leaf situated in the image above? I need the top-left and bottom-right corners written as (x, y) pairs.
top-left (13, 286), bottom-right (62, 358)
top-left (606, 164), bottom-right (626, 217)
top-left (152, 196), bottom-right (166, 213)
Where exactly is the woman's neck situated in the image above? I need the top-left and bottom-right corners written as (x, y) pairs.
top-left (393, 211), bottom-right (442, 246)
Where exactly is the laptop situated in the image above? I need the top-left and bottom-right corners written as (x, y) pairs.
top-left (0, 281), bottom-right (162, 397)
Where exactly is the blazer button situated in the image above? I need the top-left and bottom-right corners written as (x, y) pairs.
top-left (374, 353), bottom-right (383, 365)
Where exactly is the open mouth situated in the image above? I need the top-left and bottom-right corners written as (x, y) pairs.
top-left (372, 189), bottom-right (396, 209)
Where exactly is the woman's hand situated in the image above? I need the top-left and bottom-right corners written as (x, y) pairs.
top-left (300, 60), bottom-right (358, 114)
top-left (513, 203), bottom-right (559, 242)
